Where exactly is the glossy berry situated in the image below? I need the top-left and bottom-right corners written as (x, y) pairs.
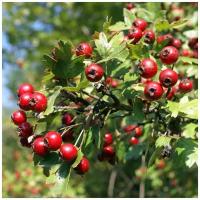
top-left (103, 145), bottom-right (115, 158)
top-left (11, 110), bottom-right (27, 125)
top-left (18, 92), bottom-right (33, 111)
top-left (59, 143), bottom-right (78, 161)
top-left (44, 131), bottom-right (62, 151)
top-left (157, 34), bottom-right (173, 45)
top-left (144, 81), bottom-right (164, 101)
top-left (18, 122), bottom-right (33, 138)
top-left (181, 49), bottom-right (192, 57)
top-left (62, 113), bottom-right (73, 126)
top-left (138, 58), bottom-right (158, 78)
top-left (126, 2), bottom-right (134, 10)
top-left (133, 18), bottom-right (147, 31)
top-left (104, 133), bottom-right (113, 146)
top-left (17, 83), bottom-right (34, 97)
top-left (31, 92), bottom-right (47, 112)
top-left (159, 69), bottom-right (178, 88)
top-left (128, 27), bottom-right (143, 44)
top-left (129, 136), bottom-right (139, 145)
top-left (75, 42), bottom-right (93, 58)
top-left (135, 127), bottom-right (143, 137)
top-left (20, 137), bottom-right (32, 148)
top-left (75, 156), bottom-right (90, 174)
top-left (32, 137), bottom-right (48, 156)
top-left (179, 79), bottom-right (193, 93)
top-left (143, 30), bottom-right (155, 44)
top-left (159, 46), bottom-right (179, 65)
top-left (123, 125), bottom-right (137, 133)
top-left (85, 63), bottom-right (104, 82)
top-left (171, 38), bottom-right (182, 49)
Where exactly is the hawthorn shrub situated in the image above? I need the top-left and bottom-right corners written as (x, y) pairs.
top-left (10, 3), bottom-right (198, 197)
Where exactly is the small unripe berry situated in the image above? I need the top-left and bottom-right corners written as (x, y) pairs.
top-left (179, 79), bottom-right (193, 93)
top-left (75, 42), bottom-right (93, 58)
top-left (44, 131), bottom-right (62, 151)
top-left (17, 83), bottom-right (34, 97)
top-left (85, 63), bottom-right (104, 82)
top-left (11, 110), bottom-right (27, 125)
top-left (59, 143), bottom-right (78, 161)
top-left (160, 46), bottom-right (179, 65)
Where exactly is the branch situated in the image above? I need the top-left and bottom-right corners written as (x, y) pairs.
top-left (107, 170), bottom-right (117, 197)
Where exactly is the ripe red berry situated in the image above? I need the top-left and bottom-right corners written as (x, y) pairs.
top-left (179, 79), bottom-right (193, 93)
top-left (85, 63), bottom-right (104, 82)
top-left (133, 18), bottom-right (147, 31)
top-left (11, 110), bottom-right (27, 125)
top-left (123, 125), bottom-right (137, 133)
top-left (129, 136), bottom-right (139, 145)
top-left (32, 137), bottom-right (48, 156)
top-left (135, 127), bottom-right (143, 137)
top-left (166, 87), bottom-right (177, 100)
top-left (181, 49), bottom-right (193, 57)
top-left (75, 156), bottom-right (90, 174)
top-left (144, 81), bottom-right (164, 101)
top-left (159, 69), bottom-right (178, 88)
top-left (103, 145), bottom-right (115, 158)
top-left (188, 37), bottom-right (198, 50)
top-left (18, 92), bottom-right (33, 111)
top-left (18, 122), bottom-right (33, 138)
top-left (171, 38), bottom-right (182, 49)
top-left (75, 42), bottom-right (93, 58)
top-left (62, 113), bottom-right (73, 126)
top-left (160, 46), bottom-right (179, 65)
top-left (59, 143), bottom-right (78, 161)
top-left (104, 133), bottom-right (113, 146)
top-left (20, 137), bottom-right (32, 148)
top-left (17, 83), bottom-right (34, 97)
top-left (143, 30), bottom-right (155, 44)
top-left (31, 92), bottom-right (47, 112)
top-left (44, 131), bottom-right (62, 151)
top-left (128, 27), bottom-right (143, 44)
top-left (126, 2), bottom-right (134, 10)
top-left (138, 58), bottom-right (158, 78)
top-left (157, 34), bottom-right (173, 45)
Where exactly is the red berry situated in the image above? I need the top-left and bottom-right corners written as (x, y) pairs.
top-left (192, 50), bottom-right (198, 58)
top-left (62, 113), bottom-right (73, 126)
top-left (181, 49), bottom-right (193, 57)
top-left (85, 63), bottom-right (104, 82)
top-left (18, 92), bottom-right (33, 111)
top-left (144, 81), bottom-right (164, 101)
top-left (62, 130), bottom-right (74, 142)
top-left (179, 79), bottom-right (193, 93)
top-left (11, 110), bottom-right (27, 125)
top-left (129, 136), bottom-right (139, 145)
top-left (128, 27), bottom-right (143, 44)
top-left (143, 30), bottom-right (155, 44)
top-left (75, 42), bottom-right (93, 58)
top-left (59, 143), bottom-right (78, 161)
top-left (160, 46), bottom-right (179, 65)
top-left (156, 159), bottom-right (166, 169)
top-left (126, 2), bottom-right (135, 10)
top-left (32, 137), bottom-right (48, 156)
top-left (171, 38), bottom-right (182, 49)
top-left (123, 125), bottom-right (137, 133)
top-left (31, 92), bottom-right (47, 112)
top-left (138, 58), bottom-right (158, 78)
top-left (157, 34), bottom-right (173, 45)
top-left (44, 131), bottom-right (62, 151)
top-left (20, 137), bottom-right (32, 148)
top-left (17, 83), bottom-right (34, 97)
top-left (135, 127), bottom-right (143, 137)
top-left (159, 69), bottom-right (178, 88)
top-left (104, 133), bottom-right (113, 146)
top-left (188, 37), bottom-right (198, 50)
top-left (75, 156), bottom-right (90, 174)
top-left (106, 77), bottom-right (119, 88)
top-left (103, 145), bottom-right (115, 158)
top-left (18, 122), bottom-right (33, 138)
top-left (166, 87), bottom-right (177, 100)
top-left (133, 18), bottom-right (147, 31)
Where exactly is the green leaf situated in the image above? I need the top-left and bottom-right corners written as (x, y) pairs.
top-left (186, 148), bottom-right (198, 168)
top-left (34, 121), bottom-right (47, 135)
top-left (103, 17), bottom-right (112, 33)
top-left (56, 162), bottom-right (71, 183)
top-left (63, 80), bottom-right (89, 92)
top-left (135, 8), bottom-right (154, 22)
top-left (91, 125), bottom-right (101, 149)
top-left (123, 8), bottom-right (135, 27)
top-left (179, 56), bottom-right (198, 65)
top-left (126, 143), bottom-right (145, 160)
top-left (155, 136), bottom-right (171, 148)
top-left (42, 71), bottom-right (55, 83)
top-left (109, 21), bottom-right (128, 32)
top-left (148, 148), bottom-right (162, 167)
top-left (182, 123), bottom-right (197, 139)
top-left (129, 43), bottom-right (148, 59)
top-left (43, 54), bottom-right (56, 70)
top-left (116, 142), bottom-right (127, 162)
top-left (170, 19), bottom-right (188, 29)
top-left (38, 152), bottom-right (61, 168)
top-left (155, 19), bottom-right (170, 32)
top-left (72, 150), bottom-right (83, 168)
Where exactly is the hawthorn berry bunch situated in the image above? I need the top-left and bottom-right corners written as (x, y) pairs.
top-left (11, 3), bottom-right (197, 189)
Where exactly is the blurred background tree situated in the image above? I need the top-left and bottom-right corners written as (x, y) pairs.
top-left (2, 2), bottom-right (198, 198)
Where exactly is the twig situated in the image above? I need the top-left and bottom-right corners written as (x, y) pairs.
top-left (139, 154), bottom-right (146, 198)
top-left (108, 170), bottom-right (117, 197)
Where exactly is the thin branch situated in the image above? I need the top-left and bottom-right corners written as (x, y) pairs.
top-left (107, 170), bottom-right (117, 197)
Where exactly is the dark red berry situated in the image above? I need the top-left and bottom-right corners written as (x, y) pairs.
top-left (75, 42), bottom-right (93, 58)
top-left (62, 113), bottom-right (73, 126)
top-left (123, 125), bottom-right (137, 133)
top-left (135, 127), bottom-right (143, 137)
top-left (179, 79), bottom-right (193, 93)
top-left (160, 46), bottom-right (179, 65)
top-left (157, 34), bottom-right (173, 45)
top-left (18, 92), bottom-right (33, 111)
top-left (103, 145), bottom-right (115, 158)
top-left (18, 122), bottom-right (33, 138)
top-left (138, 58), bottom-right (158, 78)
top-left (59, 143), bottom-right (78, 161)
top-left (85, 63), bottom-right (104, 82)
top-left (126, 2), bottom-right (135, 10)
top-left (159, 69), bottom-right (178, 88)
top-left (104, 133), bottom-right (113, 146)
top-left (188, 37), bottom-right (198, 50)
top-left (20, 137), bottom-right (32, 148)
top-left (17, 83), bottom-right (34, 97)
top-left (192, 50), bottom-right (198, 58)
top-left (31, 92), bottom-right (47, 112)
top-left (75, 156), bottom-right (90, 174)
top-left (129, 136), bottom-right (139, 145)
top-left (143, 30), bottom-right (155, 44)
top-left (133, 18), bottom-right (147, 31)
top-left (62, 130), bottom-right (74, 142)
top-left (44, 131), bottom-right (62, 151)
top-left (32, 137), bottom-right (48, 156)
top-left (166, 87), bottom-right (177, 100)
top-left (144, 81), bottom-right (164, 101)
top-left (172, 38), bottom-right (182, 49)
top-left (128, 27), bottom-right (143, 44)
top-left (11, 110), bottom-right (27, 125)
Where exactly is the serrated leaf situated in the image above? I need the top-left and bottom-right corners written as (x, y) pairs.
top-left (34, 121), bottom-right (47, 135)
top-left (63, 80), bottom-right (89, 92)
top-left (186, 148), bottom-right (198, 168)
top-left (109, 21), bottom-right (128, 32)
top-left (182, 123), bottom-right (197, 139)
top-left (155, 136), bottom-right (171, 147)
top-left (155, 20), bottom-right (170, 32)
top-left (179, 56), bottom-right (198, 65)
top-left (123, 8), bottom-right (135, 27)
top-left (170, 19), bottom-right (188, 29)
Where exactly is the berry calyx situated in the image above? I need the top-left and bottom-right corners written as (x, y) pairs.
top-left (133, 18), bottom-right (147, 31)
top-left (44, 131), bottom-right (62, 151)
top-left (128, 27), bottom-right (143, 44)
top-left (143, 30), bottom-right (155, 44)
top-left (59, 143), bottom-right (78, 161)
top-left (31, 92), bottom-right (47, 112)
top-left (75, 42), bottom-right (93, 58)
top-left (135, 127), bottom-right (143, 137)
top-left (144, 81), bottom-right (164, 101)
top-left (104, 133), bottom-right (113, 146)
top-left (138, 58), bottom-right (158, 78)
top-left (129, 136), bottom-right (139, 145)
top-left (18, 122), bottom-right (33, 138)
top-left (18, 93), bottom-right (33, 111)
top-left (85, 63), bottom-right (104, 82)
top-left (62, 113), bottom-right (73, 126)
top-left (75, 156), bottom-right (90, 174)
top-left (159, 68), bottom-right (178, 88)
top-left (32, 137), bottom-right (48, 156)
top-left (179, 79), bottom-right (193, 93)
top-left (159, 46), bottom-right (179, 65)
top-left (11, 110), bottom-right (27, 125)
top-left (17, 83), bottom-right (34, 97)
top-left (123, 125), bottom-right (137, 133)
